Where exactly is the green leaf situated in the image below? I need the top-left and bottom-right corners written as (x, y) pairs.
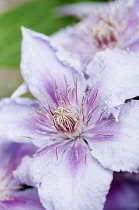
top-left (0, 0), bottom-right (106, 69)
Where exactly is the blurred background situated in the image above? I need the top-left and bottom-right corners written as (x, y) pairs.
top-left (0, 0), bottom-right (107, 98)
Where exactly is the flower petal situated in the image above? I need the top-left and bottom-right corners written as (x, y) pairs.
top-left (15, 146), bottom-right (113, 210)
top-left (104, 172), bottom-right (139, 210)
top-left (21, 27), bottom-right (86, 103)
top-left (0, 98), bottom-right (45, 146)
top-left (52, 26), bottom-right (88, 72)
top-left (56, 2), bottom-right (107, 17)
top-left (87, 100), bottom-right (139, 172)
top-left (0, 142), bottom-right (37, 169)
top-left (56, 0), bottom-right (137, 18)
top-left (2, 189), bottom-right (45, 210)
top-left (11, 83), bottom-right (29, 98)
top-left (87, 49), bottom-right (139, 110)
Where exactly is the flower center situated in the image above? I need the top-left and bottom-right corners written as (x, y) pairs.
top-left (92, 19), bottom-right (118, 49)
top-left (28, 86), bottom-right (114, 158)
top-left (53, 107), bottom-right (79, 133)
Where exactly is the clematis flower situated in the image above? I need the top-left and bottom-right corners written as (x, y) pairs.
top-left (1, 28), bottom-right (139, 210)
top-left (52, 0), bottom-right (139, 68)
top-left (0, 142), bottom-right (45, 210)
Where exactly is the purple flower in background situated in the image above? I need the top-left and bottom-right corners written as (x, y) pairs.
top-left (1, 28), bottom-right (139, 210)
top-left (53, 0), bottom-right (139, 68)
top-left (104, 172), bottom-right (139, 210)
top-left (0, 142), bottom-right (45, 210)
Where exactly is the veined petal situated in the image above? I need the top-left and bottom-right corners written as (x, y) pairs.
top-left (1, 189), bottom-right (45, 210)
top-left (129, 40), bottom-right (139, 52)
top-left (0, 98), bottom-right (46, 146)
top-left (0, 142), bottom-right (36, 169)
top-left (14, 146), bottom-right (113, 210)
top-left (87, 49), bottom-right (139, 110)
top-left (52, 27), bottom-right (86, 72)
top-left (88, 100), bottom-right (139, 172)
top-left (21, 27), bottom-right (86, 103)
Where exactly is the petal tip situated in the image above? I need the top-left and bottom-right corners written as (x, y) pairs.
top-left (21, 26), bottom-right (29, 36)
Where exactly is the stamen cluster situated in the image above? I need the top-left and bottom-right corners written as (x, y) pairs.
top-left (92, 18), bottom-right (118, 49)
top-left (27, 79), bottom-right (114, 159)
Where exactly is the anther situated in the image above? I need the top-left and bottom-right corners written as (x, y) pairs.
top-left (53, 107), bottom-right (79, 133)
top-left (92, 19), bottom-right (118, 49)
